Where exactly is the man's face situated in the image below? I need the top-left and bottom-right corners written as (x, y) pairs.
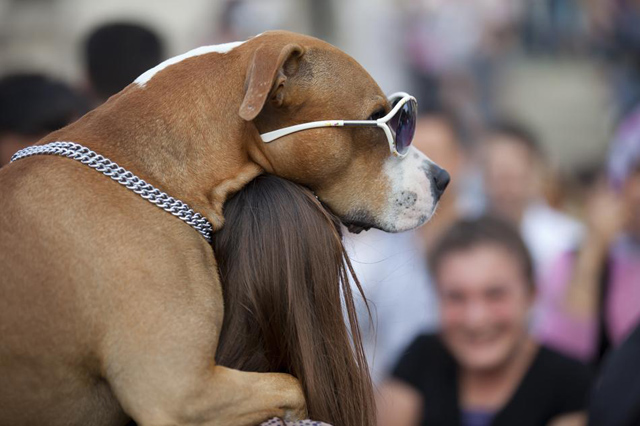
top-left (483, 137), bottom-right (538, 223)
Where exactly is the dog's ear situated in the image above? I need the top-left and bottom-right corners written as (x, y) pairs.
top-left (239, 43), bottom-right (304, 121)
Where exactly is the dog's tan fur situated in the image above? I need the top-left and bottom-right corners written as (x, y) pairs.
top-left (0, 31), bottom-right (438, 425)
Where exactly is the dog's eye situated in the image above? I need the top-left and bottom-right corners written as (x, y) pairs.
top-left (368, 109), bottom-right (386, 121)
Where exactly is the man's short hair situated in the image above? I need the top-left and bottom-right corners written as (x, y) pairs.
top-left (420, 104), bottom-right (467, 148)
top-left (429, 215), bottom-right (535, 289)
top-left (85, 22), bottom-right (164, 100)
top-left (487, 119), bottom-right (544, 160)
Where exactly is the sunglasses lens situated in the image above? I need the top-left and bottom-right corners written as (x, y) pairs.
top-left (391, 98), bottom-right (416, 155)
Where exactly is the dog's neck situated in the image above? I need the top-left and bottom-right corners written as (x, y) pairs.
top-left (43, 60), bottom-right (264, 230)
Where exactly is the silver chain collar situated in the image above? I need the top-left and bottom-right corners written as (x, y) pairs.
top-left (11, 141), bottom-right (214, 243)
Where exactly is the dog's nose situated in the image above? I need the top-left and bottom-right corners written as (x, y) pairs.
top-left (431, 165), bottom-right (450, 200)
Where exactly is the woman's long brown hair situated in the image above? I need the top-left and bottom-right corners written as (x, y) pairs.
top-left (212, 174), bottom-right (375, 426)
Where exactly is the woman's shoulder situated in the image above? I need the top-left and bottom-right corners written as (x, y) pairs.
top-left (495, 343), bottom-right (592, 424)
top-left (524, 344), bottom-right (592, 411)
top-left (390, 333), bottom-right (458, 406)
top-left (535, 345), bottom-right (593, 382)
top-left (391, 333), bottom-right (454, 389)
top-left (399, 333), bottom-right (451, 362)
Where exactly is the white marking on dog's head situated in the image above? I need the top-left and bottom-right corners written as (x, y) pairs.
top-left (378, 146), bottom-right (440, 232)
top-left (135, 41), bottom-right (245, 87)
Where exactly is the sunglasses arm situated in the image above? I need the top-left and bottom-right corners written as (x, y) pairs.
top-left (260, 120), bottom-right (376, 143)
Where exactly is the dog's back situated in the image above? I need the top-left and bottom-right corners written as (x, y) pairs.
top-left (0, 157), bottom-right (130, 425)
top-left (0, 149), bottom-right (221, 425)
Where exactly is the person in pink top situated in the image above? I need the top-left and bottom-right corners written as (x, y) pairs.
top-left (535, 106), bottom-right (640, 365)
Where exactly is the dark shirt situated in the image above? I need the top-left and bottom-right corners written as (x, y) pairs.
top-left (392, 334), bottom-right (592, 426)
top-left (589, 321), bottom-right (640, 426)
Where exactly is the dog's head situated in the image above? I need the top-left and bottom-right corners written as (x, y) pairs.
top-left (239, 31), bottom-right (448, 233)
top-left (130, 30), bottom-right (448, 233)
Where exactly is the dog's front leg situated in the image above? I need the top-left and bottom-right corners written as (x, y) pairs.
top-left (102, 297), bottom-right (306, 425)
top-left (108, 351), bottom-right (306, 426)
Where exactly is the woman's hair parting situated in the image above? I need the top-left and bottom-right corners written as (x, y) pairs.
top-left (212, 174), bottom-right (375, 426)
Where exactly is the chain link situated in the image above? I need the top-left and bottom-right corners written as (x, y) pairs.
top-left (11, 142), bottom-right (213, 243)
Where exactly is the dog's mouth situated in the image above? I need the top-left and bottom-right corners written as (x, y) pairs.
top-left (345, 222), bottom-right (372, 234)
top-left (341, 209), bottom-right (377, 234)
top-left (315, 199), bottom-right (374, 234)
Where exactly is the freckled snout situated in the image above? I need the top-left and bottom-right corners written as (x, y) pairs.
top-left (428, 164), bottom-right (451, 201)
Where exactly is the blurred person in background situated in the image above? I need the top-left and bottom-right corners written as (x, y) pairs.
top-left (535, 106), bottom-right (640, 366)
top-left (414, 107), bottom-right (471, 250)
top-left (347, 109), bottom-right (468, 383)
top-left (586, 0), bottom-right (640, 119)
top-left (482, 120), bottom-right (583, 280)
top-left (521, 0), bottom-right (589, 54)
top-left (0, 73), bottom-right (88, 166)
top-left (84, 22), bottom-right (164, 105)
top-left (589, 321), bottom-right (640, 426)
top-left (214, 0), bottom-right (286, 42)
top-left (403, 0), bottom-right (522, 132)
top-left (378, 216), bottom-right (591, 426)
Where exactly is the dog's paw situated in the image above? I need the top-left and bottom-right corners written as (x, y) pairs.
top-left (282, 405), bottom-right (307, 422)
top-left (276, 373), bottom-right (307, 421)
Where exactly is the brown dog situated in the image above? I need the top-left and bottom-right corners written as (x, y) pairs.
top-left (0, 31), bottom-right (447, 425)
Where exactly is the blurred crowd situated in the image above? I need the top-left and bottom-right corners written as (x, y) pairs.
top-left (1, 0), bottom-right (640, 425)
top-left (345, 1), bottom-right (640, 426)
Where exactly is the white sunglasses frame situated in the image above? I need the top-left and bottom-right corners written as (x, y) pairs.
top-left (259, 92), bottom-right (417, 158)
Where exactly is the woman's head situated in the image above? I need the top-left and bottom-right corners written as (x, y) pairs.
top-left (608, 108), bottom-right (640, 238)
top-left (212, 174), bottom-right (374, 426)
top-left (429, 216), bottom-right (535, 372)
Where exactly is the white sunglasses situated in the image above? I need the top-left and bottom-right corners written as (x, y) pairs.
top-left (260, 92), bottom-right (418, 157)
